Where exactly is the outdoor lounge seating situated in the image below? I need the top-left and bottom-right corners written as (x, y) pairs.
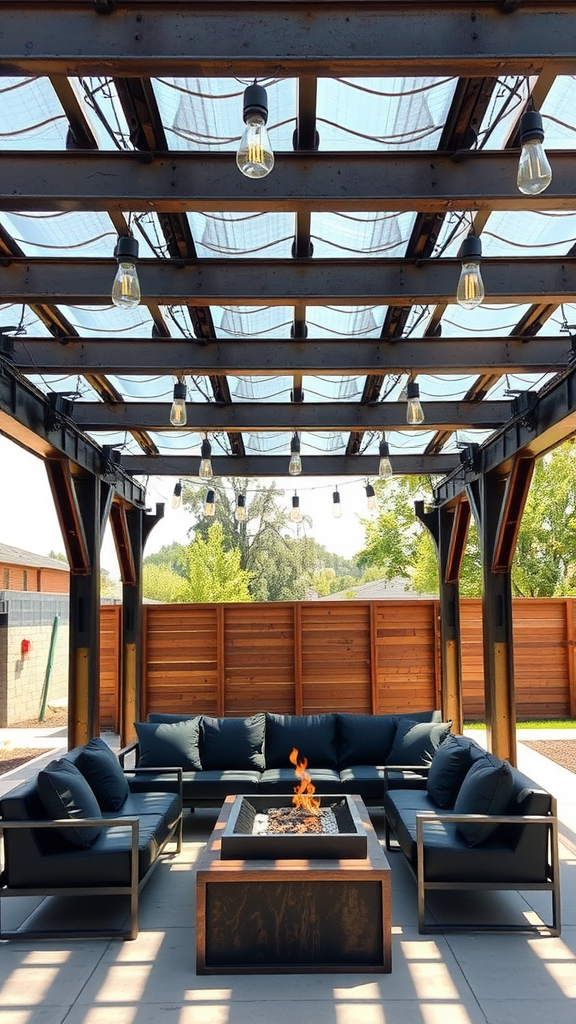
top-left (0, 737), bottom-right (183, 940)
top-left (383, 733), bottom-right (561, 935)
top-left (118, 709), bottom-right (451, 808)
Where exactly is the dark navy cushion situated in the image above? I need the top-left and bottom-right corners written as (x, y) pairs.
top-left (36, 758), bottom-right (102, 848)
top-left (258, 768), bottom-right (342, 795)
top-left (392, 710), bottom-right (442, 724)
top-left (76, 736), bottom-right (130, 811)
top-left (135, 719), bottom-right (202, 771)
top-left (426, 735), bottom-right (476, 808)
top-left (454, 755), bottom-right (515, 846)
top-left (264, 713), bottom-right (338, 769)
top-left (147, 712), bottom-right (198, 723)
top-left (201, 714), bottom-right (266, 771)
top-left (337, 714), bottom-right (396, 768)
top-left (387, 719), bottom-right (452, 767)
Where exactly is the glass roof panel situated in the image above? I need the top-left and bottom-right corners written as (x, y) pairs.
top-left (316, 77), bottom-right (458, 151)
top-left (152, 77), bottom-right (297, 152)
top-left (306, 305), bottom-right (386, 338)
top-left (0, 77), bottom-right (68, 150)
top-left (188, 211), bottom-right (294, 258)
top-left (311, 211), bottom-right (415, 258)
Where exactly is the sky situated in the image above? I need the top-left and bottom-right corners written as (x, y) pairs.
top-left (0, 434), bottom-right (369, 575)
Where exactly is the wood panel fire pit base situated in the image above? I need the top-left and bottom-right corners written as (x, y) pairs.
top-left (196, 794), bottom-right (392, 974)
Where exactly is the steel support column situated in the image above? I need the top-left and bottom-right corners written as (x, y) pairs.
top-left (416, 500), bottom-right (469, 732)
top-left (467, 476), bottom-right (515, 764)
top-left (118, 503), bottom-right (164, 746)
top-left (65, 476), bottom-right (109, 748)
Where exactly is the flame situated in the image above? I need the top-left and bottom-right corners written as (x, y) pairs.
top-left (289, 747), bottom-right (321, 815)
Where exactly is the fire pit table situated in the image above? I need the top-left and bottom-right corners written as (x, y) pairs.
top-left (196, 794), bottom-right (392, 974)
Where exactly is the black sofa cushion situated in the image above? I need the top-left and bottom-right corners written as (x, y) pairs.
top-left (453, 755), bottom-right (515, 846)
top-left (337, 713), bottom-right (396, 768)
top-left (387, 719), bottom-right (452, 767)
top-left (135, 719), bottom-right (202, 771)
top-left (147, 712), bottom-right (197, 723)
top-left (265, 713), bottom-right (338, 768)
top-left (258, 767), bottom-right (343, 795)
top-left (36, 758), bottom-right (102, 848)
top-left (76, 737), bottom-right (130, 811)
top-left (201, 714), bottom-right (266, 771)
top-left (426, 735), bottom-right (478, 808)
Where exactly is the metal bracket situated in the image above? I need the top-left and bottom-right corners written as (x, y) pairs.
top-left (45, 393), bottom-right (75, 433)
top-left (512, 390), bottom-right (538, 432)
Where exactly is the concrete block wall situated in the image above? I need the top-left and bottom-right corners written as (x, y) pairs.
top-left (0, 592), bottom-right (69, 727)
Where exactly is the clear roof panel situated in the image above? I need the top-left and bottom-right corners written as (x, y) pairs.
top-left (316, 77), bottom-right (458, 151)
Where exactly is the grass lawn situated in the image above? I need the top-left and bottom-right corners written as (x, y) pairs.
top-left (465, 720), bottom-right (576, 729)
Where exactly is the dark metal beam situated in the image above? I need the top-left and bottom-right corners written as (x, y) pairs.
top-left (122, 453), bottom-right (458, 478)
top-left (0, 359), bottom-right (146, 507)
top-left (3, 150), bottom-right (576, 214)
top-left (2, 257), bottom-right (574, 306)
top-left (9, 336), bottom-right (570, 376)
top-left (73, 399), bottom-right (511, 432)
top-left (491, 456), bottom-right (535, 572)
top-left (2, 3), bottom-right (575, 77)
top-left (434, 365), bottom-right (576, 507)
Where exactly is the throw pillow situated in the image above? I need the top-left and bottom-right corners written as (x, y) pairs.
top-left (36, 758), bottom-right (102, 848)
top-left (147, 713), bottom-right (195, 723)
top-left (337, 714), bottom-right (396, 768)
top-left (135, 718), bottom-right (202, 770)
top-left (454, 755), bottom-right (515, 846)
top-left (76, 736), bottom-right (130, 811)
top-left (265, 713), bottom-right (338, 769)
top-left (387, 719), bottom-right (452, 767)
top-left (200, 714), bottom-right (266, 771)
top-left (425, 735), bottom-right (475, 808)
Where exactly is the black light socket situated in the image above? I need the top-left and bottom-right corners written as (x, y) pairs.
top-left (460, 235), bottom-right (482, 261)
top-left (520, 110), bottom-right (545, 145)
top-left (243, 82), bottom-right (268, 125)
top-left (115, 236), bottom-right (139, 262)
top-left (173, 381), bottom-right (187, 401)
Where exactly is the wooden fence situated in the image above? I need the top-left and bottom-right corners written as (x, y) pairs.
top-left (99, 598), bottom-right (576, 730)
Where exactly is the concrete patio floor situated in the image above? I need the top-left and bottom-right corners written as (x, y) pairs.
top-left (0, 731), bottom-right (575, 1024)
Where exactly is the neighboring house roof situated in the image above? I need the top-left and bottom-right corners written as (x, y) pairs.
top-left (317, 577), bottom-right (437, 601)
top-left (0, 542), bottom-right (69, 573)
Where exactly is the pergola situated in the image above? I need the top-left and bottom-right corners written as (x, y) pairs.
top-left (1, 1), bottom-right (575, 760)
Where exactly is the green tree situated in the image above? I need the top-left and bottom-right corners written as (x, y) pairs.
top-left (143, 523), bottom-right (253, 603)
top-left (179, 479), bottom-right (360, 601)
top-left (356, 440), bottom-right (576, 599)
top-left (143, 562), bottom-right (190, 602)
top-left (184, 523), bottom-right (253, 602)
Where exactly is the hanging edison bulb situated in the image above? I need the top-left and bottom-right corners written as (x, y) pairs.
top-left (111, 236), bottom-right (141, 309)
top-left (171, 482), bottom-right (182, 509)
top-left (204, 489), bottom-right (215, 517)
top-left (169, 381), bottom-right (187, 426)
top-left (199, 438), bottom-right (213, 479)
top-left (378, 436), bottom-right (393, 479)
top-left (291, 493), bottom-right (302, 523)
top-left (517, 111), bottom-right (552, 196)
top-left (235, 494), bottom-right (247, 522)
top-left (289, 433), bottom-right (302, 476)
top-left (456, 235), bottom-right (485, 310)
top-left (332, 488), bottom-right (342, 519)
top-left (406, 381), bottom-right (425, 425)
top-left (365, 482), bottom-right (377, 511)
top-left (237, 82), bottom-right (274, 179)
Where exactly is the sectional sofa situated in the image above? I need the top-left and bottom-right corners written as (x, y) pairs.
top-left (0, 737), bottom-right (183, 940)
top-left (119, 709), bottom-right (451, 807)
top-left (383, 732), bottom-right (561, 935)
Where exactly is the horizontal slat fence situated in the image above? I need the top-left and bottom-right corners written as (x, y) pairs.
top-left (126, 598), bottom-right (576, 722)
top-left (100, 604), bottom-right (121, 731)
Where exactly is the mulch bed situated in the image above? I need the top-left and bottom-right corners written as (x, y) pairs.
top-left (0, 750), bottom-right (46, 775)
top-left (0, 708), bottom-right (67, 776)
top-left (521, 739), bottom-right (576, 774)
